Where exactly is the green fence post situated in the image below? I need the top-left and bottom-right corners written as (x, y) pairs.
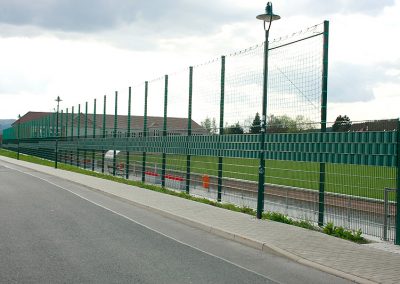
top-left (60, 109), bottom-right (63, 165)
top-left (395, 119), bottom-right (400, 245)
top-left (51, 112), bottom-right (55, 138)
top-left (17, 114), bottom-right (21, 160)
top-left (60, 110), bottom-right (63, 138)
top-left (92, 98), bottom-right (96, 172)
top-left (102, 95), bottom-right (106, 173)
top-left (77, 104), bottom-right (81, 168)
top-left (66, 108), bottom-right (69, 139)
top-left (71, 106), bottom-right (74, 165)
top-left (318, 20), bottom-right (329, 227)
top-left (126, 87), bottom-right (132, 179)
top-left (113, 91), bottom-right (118, 176)
top-left (45, 115), bottom-right (48, 138)
top-left (186, 67), bottom-right (193, 194)
top-left (47, 114), bottom-right (50, 138)
top-left (71, 106), bottom-right (74, 140)
top-left (55, 96), bottom-right (61, 169)
top-left (217, 56), bottom-right (225, 202)
top-left (142, 81), bottom-right (148, 183)
top-left (161, 75), bottom-right (168, 188)
top-left (64, 108), bottom-right (68, 163)
top-left (84, 101), bottom-right (88, 169)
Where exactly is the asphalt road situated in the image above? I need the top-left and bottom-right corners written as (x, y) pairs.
top-left (0, 161), bottom-right (352, 284)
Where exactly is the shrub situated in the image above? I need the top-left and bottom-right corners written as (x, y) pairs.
top-left (323, 222), bottom-right (366, 243)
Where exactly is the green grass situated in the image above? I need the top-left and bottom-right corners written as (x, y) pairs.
top-left (125, 153), bottom-right (395, 200)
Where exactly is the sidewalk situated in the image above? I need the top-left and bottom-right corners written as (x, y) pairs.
top-left (1, 156), bottom-right (399, 284)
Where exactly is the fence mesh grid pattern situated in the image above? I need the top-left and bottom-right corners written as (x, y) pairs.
top-left (2, 22), bottom-right (399, 243)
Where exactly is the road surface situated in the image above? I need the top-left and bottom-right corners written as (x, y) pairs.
top-left (0, 160), bottom-right (351, 283)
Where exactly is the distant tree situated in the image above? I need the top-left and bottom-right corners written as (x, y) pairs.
top-left (250, 112), bottom-right (261, 134)
top-left (294, 115), bottom-right (316, 132)
top-left (211, 118), bottom-right (218, 134)
top-left (267, 115), bottom-right (297, 133)
top-left (224, 122), bottom-right (244, 134)
top-left (332, 115), bottom-right (351, 132)
top-left (201, 117), bottom-right (212, 133)
top-left (266, 115), bottom-right (316, 133)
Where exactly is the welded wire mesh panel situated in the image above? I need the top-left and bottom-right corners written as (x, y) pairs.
top-left (131, 83), bottom-right (146, 136)
top-left (192, 59), bottom-right (220, 135)
top-left (264, 160), bottom-right (320, 222)
top-left (324, 164), bottom-right (396, 240)
top-left (224, 46), bottom-right (263, 133)
top-left (163, 69), bottom-right (190, 188)
top-left (168, 69), bottom-right (189, 133)
top-left (143, 78), bottom-right (165, 185)
top-left (268, 23), bottom-right (324, 127)
top-left (189, 156), bottom-right (219, 200)
top-left (190, 59), bottom-right (221, 199)
top-left (124, 83), bottom-right (146, 181)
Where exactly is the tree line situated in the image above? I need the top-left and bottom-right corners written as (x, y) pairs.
top-left (201, 114), bottom-right (353, 134)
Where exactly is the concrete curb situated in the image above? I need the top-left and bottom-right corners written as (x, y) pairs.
top-left (99, 193), bottom-right (377, 284)
top-left (0, 156), bottom-right (378, 284)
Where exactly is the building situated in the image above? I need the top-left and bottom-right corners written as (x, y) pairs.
top-left (350, 119), bottom-right (397, 132)
top-left (11, 111), bottom-right (207, 139)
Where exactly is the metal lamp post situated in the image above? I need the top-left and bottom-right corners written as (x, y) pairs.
top-left (256, 2), bottom-right (280, 219)
top-left (55, 96), bottom-right (62, 168)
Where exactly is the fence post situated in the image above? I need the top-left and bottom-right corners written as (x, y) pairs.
top-left (102, 95), bottom-right (106, 173)
top-left (161, 75), bottom-right (169, 188)
top-left (59, 109), bottom-right (63, 165)
top-left (113, 91), bottom-right (118, 176)
top-left (395, 119), bottom-right (400, 245)
top-left (64, 108), bottom-right (68, 164)
top-left (142, 81), bottom-right (148, 183)
top-left (186, 66), bottom-right (193, 194)
top-left (218, 56), bottom-right (225, 202)
top-left (77, 104), bottom-right (81, 168)
top-left (92, 98), bottom-right (96, 171)
top-left (66, 108), bottom-right (69, 139)
top-left (17, 114), bottom-right (21, 160)
top-left (70, 106), bottom-right (74, 165)
top-left (51, 112), bottom-right (55, 138)
top-left (60, 110), bottom-right (63, 138)
top-left (126, 87), bottom-right (132, 179)
top-left (47, 114), bottom-right (50, 137)
top-left (84, 101), bottom-right (88, 169)
top-left (318, 20), bottom-right (329, 227)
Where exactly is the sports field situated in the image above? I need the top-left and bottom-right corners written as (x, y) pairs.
top-left (126, 153), bottom-right (396, 200)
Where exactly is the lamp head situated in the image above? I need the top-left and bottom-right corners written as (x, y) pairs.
top-left (256, 2), bottom-right (280, 22)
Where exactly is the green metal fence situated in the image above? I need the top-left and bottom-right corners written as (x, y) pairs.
top-left (1, 21), bottom-right (399, 244)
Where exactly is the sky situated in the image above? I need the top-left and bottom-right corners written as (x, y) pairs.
top-left (0, 0), bottom-right (399, 123)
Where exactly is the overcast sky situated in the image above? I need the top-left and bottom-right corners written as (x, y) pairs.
top-left (0, 0), bottom-right (399, 122)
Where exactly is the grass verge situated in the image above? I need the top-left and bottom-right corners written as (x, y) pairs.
top-left (0, 148), bottom-right (368, 244)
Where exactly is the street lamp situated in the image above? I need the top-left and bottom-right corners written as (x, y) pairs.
top-left (55, 96), bottom-right (62, 168)
top-left (256, 2), bottom-right (280, 219)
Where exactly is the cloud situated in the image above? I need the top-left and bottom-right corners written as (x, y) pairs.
top-left (281, 0), bottom-right (396, 16)
top-left (329, 61), bottom-right (400, 103)
top-left (0, 0), bottom-right (247, 35)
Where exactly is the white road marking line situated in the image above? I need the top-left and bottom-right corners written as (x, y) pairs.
top-left (2, 162), bottom-right (281, 284)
